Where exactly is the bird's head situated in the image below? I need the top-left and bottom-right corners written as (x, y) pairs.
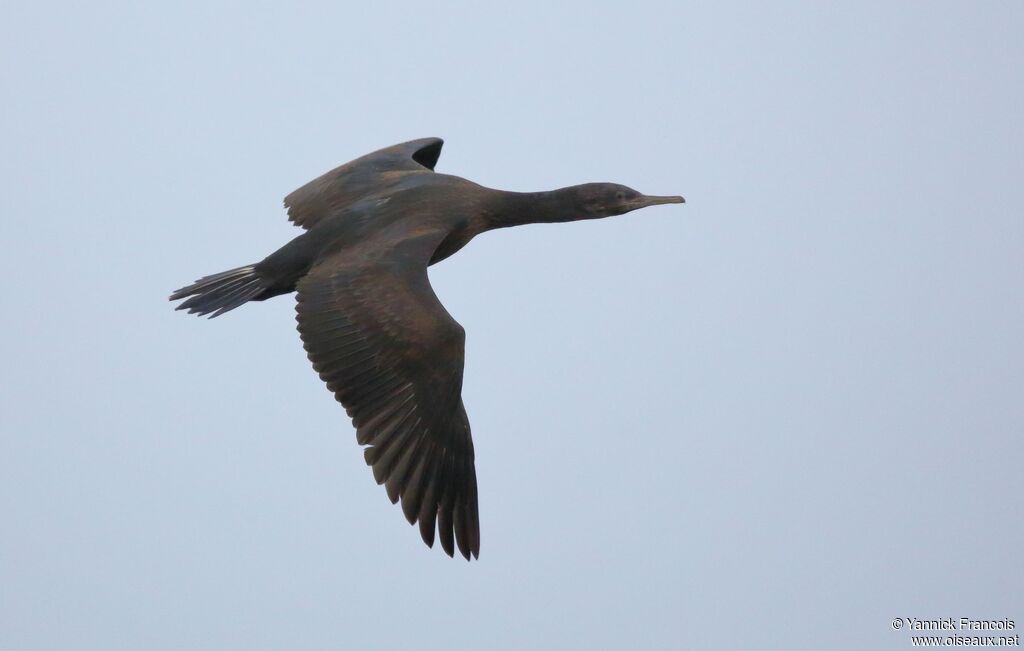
top-left (574, 183), bottom-right (685, 218)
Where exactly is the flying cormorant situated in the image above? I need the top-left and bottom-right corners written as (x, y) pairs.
top-left (170, 138), bottom-right (684, 560)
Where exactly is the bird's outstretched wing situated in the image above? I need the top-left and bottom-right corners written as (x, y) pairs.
top-left (295, 232), bottom-right (479, 560)
top-left (284, 137), bottom-right (443, 231)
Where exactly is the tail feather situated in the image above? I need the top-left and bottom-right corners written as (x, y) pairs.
top-left (170, 265), bottom-right (265, 318)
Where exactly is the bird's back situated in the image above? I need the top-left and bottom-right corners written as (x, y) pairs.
top-left (283, 137), bottom-right (445, 231)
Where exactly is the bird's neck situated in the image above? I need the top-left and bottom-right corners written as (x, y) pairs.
top-left (482, 188), bottom-right (580, 230)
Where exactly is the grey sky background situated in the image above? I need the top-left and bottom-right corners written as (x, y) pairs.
top-left (2, 2), bottom-right (1021, 649)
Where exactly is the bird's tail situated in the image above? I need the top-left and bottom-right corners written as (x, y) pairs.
top-left (169, 265), bottom-right (266, 318)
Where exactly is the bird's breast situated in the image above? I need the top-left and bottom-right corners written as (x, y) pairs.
top-left (429, 217), bottom-right (476, 265)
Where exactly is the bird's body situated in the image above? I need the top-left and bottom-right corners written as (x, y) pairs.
top-left (171, 138), bottom-right (684, 560)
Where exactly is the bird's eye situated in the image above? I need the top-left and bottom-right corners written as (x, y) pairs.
top-left (615, 191), bottom-right (625, 201)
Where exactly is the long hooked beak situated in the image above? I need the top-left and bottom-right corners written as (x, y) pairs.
top-left (635, 194), bottom-right (686, 208)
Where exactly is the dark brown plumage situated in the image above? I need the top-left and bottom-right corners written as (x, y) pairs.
top-left (170, 138), bottom-right (684, 560)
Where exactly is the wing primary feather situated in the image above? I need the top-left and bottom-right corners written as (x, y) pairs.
top-left (371, 416), bottom-right (423, 488)
top-left (385, 429), bottom-right (430, 506)
top-left (400, 444), bottom-right (433, 524)
top-left (364, 404), bottom-right (418, 453)
top-left (454, 498), bottom-right (471, 561)
top-left (355, 391), bottom-right (415, 440)
top-left (436, 454), bottom-right (457, 557)
top-left (417, 457), bottom-right (443, 547)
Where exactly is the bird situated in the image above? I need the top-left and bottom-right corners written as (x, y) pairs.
top-left (169, 137), bottom-right (684, 560)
